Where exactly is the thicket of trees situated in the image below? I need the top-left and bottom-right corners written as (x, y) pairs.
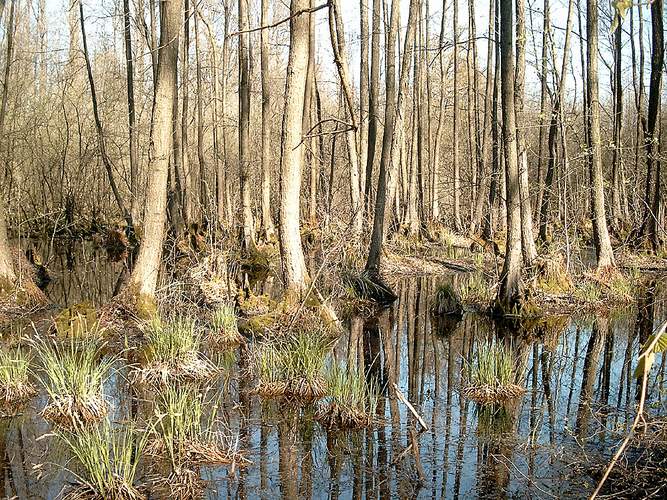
top-left (0, 0), bottom-right (664, 312)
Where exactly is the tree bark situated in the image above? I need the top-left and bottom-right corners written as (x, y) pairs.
top-left (328, 0), bottom-right (363, 238)
top-left (645, 0), bottom-right (664, 251)
top-left (123, 0), bottom-right (139, 223)
top-left (194, 7), bottom-right (208, 219)
top-left (515, 0), bottom-right (537, 264)
top-left (125, 0), bottom-right (181, 303)
top-left (279, 0), bottom-right (312, 295)
top-left (496, 0), bottom-right (523, 313)
top-left (181, 0), bottom-right (192, 223)
top-left (260, 0), bottom-right (276, 241)
top-left (585, 0), bottom-right (615, 270)
top-left (365, 0), bottom-right (400, 275)
top-left (238, 0), bottom-right (255, 248)
top-left (364, 0), bottom-right (381, 213)
top-left (359, 0), bottom-right (369, 208)
top-left (452, 0), bottom-right (461, 230)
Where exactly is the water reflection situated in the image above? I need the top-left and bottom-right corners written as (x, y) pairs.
top-left (1, 259), bottom-right (666, 498)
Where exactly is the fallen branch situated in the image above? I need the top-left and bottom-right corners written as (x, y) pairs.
top-left (393, 383), bottom-right (428, 431)
top-left (590, 320), bottom-right (667, 499)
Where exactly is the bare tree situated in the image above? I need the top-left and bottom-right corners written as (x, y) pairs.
top-left (122, 0), bottom-right (139, 222)
top-left (260, 0), bottom-right (276, 241)
top-left (496, 0), bottom-right (523, 312)
top-left (238, 0), bottom-right (255, 248)
top-left (515, 0), bottom-right (537, 264)
top-left (279, 0), bottom-right (312, 296)
top-left (123, 0), bottom-right (181, 309)
top-left (585, 0), bottom-right (615, 270)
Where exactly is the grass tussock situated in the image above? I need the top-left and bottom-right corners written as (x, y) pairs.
top-left (461, 340), bottom-right (524, 405)
top-left (459, 272), bottom-right (494, 308)
top-left (58, 422), bottom-right (148, 500)
top-left (134, 316), bottom-right (216, 384)
top-left (147, 384), bottom-right (248, 470)
top-left (315, 364), bottom-right (378, 430)
top-left (209, 304), bottom-right (244, 347)
top-left (0, 346), bottom-right (36, 413)
top-left (35, 338), bottom-right (113, 427)
top-left (249, 330), bottom-right (331, 402)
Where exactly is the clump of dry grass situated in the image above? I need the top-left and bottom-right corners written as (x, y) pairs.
top-left (147, 383), bottom-right (248, 470)
top-left (57, 421), bottom-right (148, 500)
top-left (461, 340), bottom-right (525, 405)
top-left (208, 304), bottom-right (244, 348)
top-left (249, 329), bottom-right (331, 402)
top-left (34, 337), bottom-right (114, 428)
top-left (133, 316), bottom-right (216, 384)
top-left (0, 346), bottom-right (36, 415)
top-left (315, 364), bottom-right (378, 430)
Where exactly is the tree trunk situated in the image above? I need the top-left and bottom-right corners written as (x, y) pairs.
top-left (365, 0), bottom-right (400, 276)
top-left (585, 0), bottom-right (615, 270)
top-left (328, 0), bottom-right (363, 238)
top-left (123, 0), bottom-right (139, 223)
top-left (610, 10), bottom-right (623, 229)
top-left (533, 0), bottom-right (550, 229)
top-left (431, 0), bottom-right (447, 221)
top-left (452, 0), bottom-right (461, 230)
top-left (79, 1), bottom-right (131, 228)
top-left (194, 8), bottom-right (208, 220)
top-left (238, 0), bottom-right (255, 248)
top-left (364, 0), bottom-right (381, 213)
top-left (181, 0), bottom-right (192, 223)
top-left (470, 0), bottom-right (496, 234)
top-left (515, 0), bottom-right (537, 264)
top-left (125, 0), bottom-right (181, 305)
top-left (359, 0), bottom-right (369, 208)
top-left (0, 0), bottom-right (15, 284)
top-left (279, 0), bottom-right (312, 295)
top-left (260, 0), bottom-right (276, 241)
top-left (496, 0), bottom-right (523, 313)
top-left (646, 0), bottom-right (664, 251)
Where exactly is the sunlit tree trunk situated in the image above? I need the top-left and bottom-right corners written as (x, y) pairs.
top-left (496, 0), bottom-right (523, 312)
top-left (123, 0), bottom-right (139, 223)
top-left (329, 0), bottom-right (363, 238)
top-left (585, 0), bottom-right (615, 270)
top-left (238, 0), bottom-right (255, 248)
top-left (515, 0), bottom-right (537, 264)
top-left (194, 8), bottom-right (208, 219)
top-left (364, 0), bottom-right (381, 213)
top-left (431, 0), bottom-right (447, 221)
top-left (181, 0), bottom-right (192, 223)
top-left (610, 9), bottom-right (623, 230)
top-left (534, 0), bottom-right (549, 229)
top-left (452, 0), bottom-right (461, 230)
top-left (279, 0), bottom-right (312, 295)
top-left (125, 0), bottom-right (181, 306)
top-left (359, 0), bottom-right (369, 207)
top-left (260, 0), bottom-right (276, 241)
top-left (471, 0), bottom-right (495, 235)
top-left (0, 0), bottom-right (15, 285)
top-left (365, 0), bottom-right (400, 276)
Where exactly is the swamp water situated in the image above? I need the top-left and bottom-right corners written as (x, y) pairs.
top-left (1, 241), bottom-right (666, 499)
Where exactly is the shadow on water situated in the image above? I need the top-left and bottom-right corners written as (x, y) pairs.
top-left (1, 242), bottom-right (666, 498)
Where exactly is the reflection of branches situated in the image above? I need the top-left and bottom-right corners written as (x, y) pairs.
top-left (591, 320), bottom-right (667, 499)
